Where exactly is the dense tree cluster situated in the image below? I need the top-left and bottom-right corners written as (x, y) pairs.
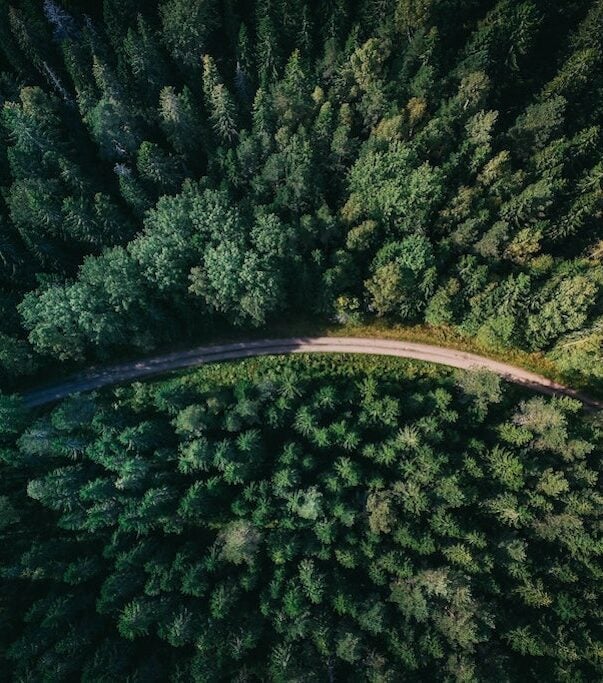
top-left (1, 5), bottom-right (602, 678)
top-left (0, 357), bottom-right (601, 680)
top-left (0, 1), bottom-right (601, 387)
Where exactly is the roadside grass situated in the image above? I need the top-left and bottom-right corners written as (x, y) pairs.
top-left (17, 314), bottom-right (602, 401)
top-left (184, 316), bottom-right (580, 391)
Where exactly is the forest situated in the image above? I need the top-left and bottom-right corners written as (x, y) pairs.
top-left (1, 356), bottom-right (601, 680)
top-left (0, 0), bottom-right (601, 390)
top-left (0, 1), bottom-right (602, 681)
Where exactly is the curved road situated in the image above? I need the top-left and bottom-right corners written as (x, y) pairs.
top-left (22, 336), bottom-right (602, 410)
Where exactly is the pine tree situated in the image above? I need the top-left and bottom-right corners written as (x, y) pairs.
top-left (256, 1), bottom-right (281, 86)
top-left (136, 141), bottom-right (185, 195)
top-left (160, 0), bottom-right (218, 68)
top-left (202, 54), bottom-right (238, 143)
top-left (122, 15), bottom-right (170, 102)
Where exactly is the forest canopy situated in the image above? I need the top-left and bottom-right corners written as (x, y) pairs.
top-left (0, 356), bottom-right (601, 681)
top-left (0, 0), bottom-right (601, 389)
top-left (1, 2), bottom-right (603, 681)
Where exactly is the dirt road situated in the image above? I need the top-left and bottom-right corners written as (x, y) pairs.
top-left (22, 337), bottom-right (602, 409)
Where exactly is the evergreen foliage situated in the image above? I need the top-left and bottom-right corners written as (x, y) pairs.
top-left (0, 357), bottom-right (601, 680)
top-left (0, 1), bottom-right (599, 389)
top-left (1, 4), bottom-right (603, 677)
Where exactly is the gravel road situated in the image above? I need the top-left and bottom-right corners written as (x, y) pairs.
top-left (22, 337), bottom-right (602, 410)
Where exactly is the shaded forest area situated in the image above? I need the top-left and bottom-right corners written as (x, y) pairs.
top-left (0, 0), bottom-right (602, 391)
top-left (1, 4), bottom-right (602, 681)
top-left (0, 356), bottom-right (601, 680)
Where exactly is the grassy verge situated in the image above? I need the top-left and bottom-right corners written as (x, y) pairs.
top-left (17, 315), bottom-right (602, 401)
top-left (183, 316), bottom-right (572, 386)
top-left (185, 316), bottom-right (599, 398)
